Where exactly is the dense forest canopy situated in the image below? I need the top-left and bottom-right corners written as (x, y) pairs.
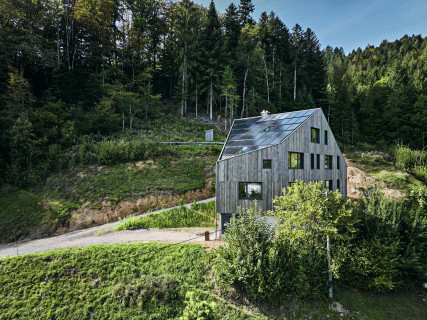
top-left (0, 0), bottom-right (426, 186)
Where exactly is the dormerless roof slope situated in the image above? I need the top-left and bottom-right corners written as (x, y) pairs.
top-left (219, 108), bottom-right (319, 160)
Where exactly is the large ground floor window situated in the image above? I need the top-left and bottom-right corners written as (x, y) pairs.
top-left (239, 182), bottom-right (262, 199)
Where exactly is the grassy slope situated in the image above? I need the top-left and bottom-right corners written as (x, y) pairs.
top-left (114, 200), bottom-right (216, 230)
top-left (0, 243), bottom-right (425, 320)
top-left (346, 151), bottom-right (424, 195)
top-left (0, 141), bottom-right (222, 244)
top-left (0, 243), bottom-right (261, 320)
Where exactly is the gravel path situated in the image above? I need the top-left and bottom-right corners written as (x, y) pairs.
top-left (0, 197), bottom-right (218, 258)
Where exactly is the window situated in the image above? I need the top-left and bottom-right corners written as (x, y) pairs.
top-left (310, 154), bottom-right (315, 169)
top-left (235, 146), bottom-right (248, 155)
top-left (239, 182), bottom-right (262, 199)
top-left (337, 180), bottom-right (340, 191)
top-left (337, 156), bottom-right (340, 170)
top-left (324, 180), bottom-right (333, 191)
top-left (263, 125), bottom-right (275, 132)
top-left (324, 130), bottom-right (328, 145)
top-left (288, 152), bottom-right (304, 169)
top-left (311, 127), bottom-right (320, 143)
top-left (263, 159), bottom-right (272, 169)
top-left (325, 155), bottom-right (332, 169)
top-left (316, 154), bottom-right (320, 169)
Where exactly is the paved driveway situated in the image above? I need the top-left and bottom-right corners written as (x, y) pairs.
top-left (0, 197), bottom-right (218, 258)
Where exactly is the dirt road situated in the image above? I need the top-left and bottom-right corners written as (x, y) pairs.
top-left (0, 198), bottom-right (219, 258)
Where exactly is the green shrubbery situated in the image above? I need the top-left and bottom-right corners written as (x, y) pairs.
top-left (216, 182), bottom-right (427, 303)
top-left (395, 145), bottom-right (427, 182)
top-left (114, 200), bottom-right (216, 230)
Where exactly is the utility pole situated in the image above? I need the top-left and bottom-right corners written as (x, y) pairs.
top-left (326, 190), bottom-right (333, 299)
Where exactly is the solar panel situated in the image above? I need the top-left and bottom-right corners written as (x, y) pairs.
top-left (220, 108), bottom-right (318, 159)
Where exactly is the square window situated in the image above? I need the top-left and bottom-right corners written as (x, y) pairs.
top-left (239, 182), bottom-right (262, 199)
top-left (263, 159), bottom-right (272, 169)
top-left (288, 152), bottom-right (304, 169)
top-left (311, 127), bottom-right (320, 143)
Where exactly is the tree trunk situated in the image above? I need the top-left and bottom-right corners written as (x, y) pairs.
top-left (262, 54), bottom-right (270, 104)
top-left (209, 78), bottom-right (213, 120)
top-left (241, 68), bottom-right (248, 118)
top-left (293, 65), bottom-right (297, 101)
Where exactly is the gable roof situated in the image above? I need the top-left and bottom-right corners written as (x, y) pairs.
top-left (219, 108), bottom-right (319, 161)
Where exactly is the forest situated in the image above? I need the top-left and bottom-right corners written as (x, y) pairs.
top-left (0, 0), bottom-right (426, 187)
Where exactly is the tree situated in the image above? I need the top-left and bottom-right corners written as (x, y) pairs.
top-left (238, 0), bottom-right (255, 27)
top-left (200, 0), bottom-right (224, 120)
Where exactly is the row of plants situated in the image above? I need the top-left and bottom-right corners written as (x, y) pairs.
top-left (215, 181), bottom-right (427, 302)
top-left (114, 200), bottom-right (216, 230)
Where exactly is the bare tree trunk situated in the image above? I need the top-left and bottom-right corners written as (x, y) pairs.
top-left (129, 103), bottom-right (133, 130)
top-left (181, 67), bottom-right (185, 118)
top-left (195, 78), bottom-right (198, 118)
top-left (262, 54), bottom-right (270, 104)
top-left (241, 68), bottom-right (248, 118)
top-left (293, 65), bottom-right (297, 101)
top-left (209, 78), bottom-right (213, 120)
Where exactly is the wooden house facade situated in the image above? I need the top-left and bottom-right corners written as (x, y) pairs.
top-left (216, 108), bottom-right (347, 233)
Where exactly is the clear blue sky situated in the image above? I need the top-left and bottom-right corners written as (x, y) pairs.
top-left (194, 0), bottom-right (427, 54)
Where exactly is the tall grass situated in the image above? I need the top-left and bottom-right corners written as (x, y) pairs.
top-left (395, 146), bottom-right (427, 182)
top-left (114, 200), bottom-right (216, 230)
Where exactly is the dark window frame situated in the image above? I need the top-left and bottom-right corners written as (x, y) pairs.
top-left (337, 156), bottom-right (340, 170)
top-left (263, 159), bottom-right (272, 169)
top-left (316, 154), bottom-right (320, 169)
top-left (311, 127), bottom-right (320, 143)
top-left (324, 180), bottom-right (333, 191)
top-left (324, 130), bottom-right (328, 145)
top-left (337, 180), bottom-right (340, 191)
top-left (239, 182), bottom-right (262, 200)
top-left (325, 155), bottom-right (333, 169)
top-left (288, 152), bottom-right (304, 169)
top-left (310, 153), bottom-right (315, 169)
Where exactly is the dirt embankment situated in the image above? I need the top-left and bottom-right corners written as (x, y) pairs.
top-left (345, 156), bottom-right (405, 199)
top-left (55, 185), bottom-right (215, 236)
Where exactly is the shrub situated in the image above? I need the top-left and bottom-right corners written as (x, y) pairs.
top-left (340, 187), bottom-right (403, 292)
top-left (180, 291), bottom-right (218, 320)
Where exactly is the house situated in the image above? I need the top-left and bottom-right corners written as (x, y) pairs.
top-left (216, 108), bottom-right (347, 234)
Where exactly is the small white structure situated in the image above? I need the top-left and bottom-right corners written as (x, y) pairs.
top-left (205, 129), bottom-right (214, 141)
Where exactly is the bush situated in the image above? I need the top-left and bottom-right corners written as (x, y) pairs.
top-left (340, 187), bottom-right (404, 292)
top-left (395, 145), bottom-right (427, 171)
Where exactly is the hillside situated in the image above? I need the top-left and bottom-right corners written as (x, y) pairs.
top-left (0, 243), bottom-right (425, 319)
top-left (0, 116), bottom-right (225, 244)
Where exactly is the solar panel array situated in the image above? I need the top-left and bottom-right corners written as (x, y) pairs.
top-left (220, 109), bottom-right (318, 160)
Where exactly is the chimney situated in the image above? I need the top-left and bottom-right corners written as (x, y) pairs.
top-left (261, 110), bottom-right (270, 117)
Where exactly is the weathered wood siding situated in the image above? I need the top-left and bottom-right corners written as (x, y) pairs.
top-left (216, 108), bottom-right (347, 216)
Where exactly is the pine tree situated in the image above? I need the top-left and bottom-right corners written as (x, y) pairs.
top-left (238, 0), bottom-right (255, 27)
